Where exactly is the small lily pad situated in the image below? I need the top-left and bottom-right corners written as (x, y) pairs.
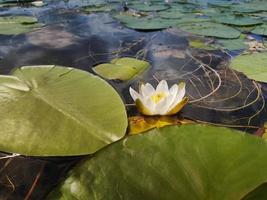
top-left (93, 57), bottom-right (150, 81)
top-left (230, 52), bottom-right (267, 83)
top-left (179, 22), bottom-right (241, 39)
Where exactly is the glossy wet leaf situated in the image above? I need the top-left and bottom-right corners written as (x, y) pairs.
top-left (230, 52), bottom-right (267, 83)
top-left (251, 24), bottom-right (267, 36)
top-left (0, 16), bottom-right (42, 35)
top-left (48, 125), bottom-right (267, 200)
top-left (0, 65), bottom-right (127, 156)
top-left (93, 57), bottom-right (150, 80)
top-left (179, 22), bottom-right (241, 39)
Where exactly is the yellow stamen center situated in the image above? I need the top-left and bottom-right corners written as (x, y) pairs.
top-left (151, 92), bottom-right (166, 103)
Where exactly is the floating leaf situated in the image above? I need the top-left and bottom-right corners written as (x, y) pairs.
top-left (93, 57), bottom-right (150, 80)
top-left (208, 1), bottom-right (233, 8)
top-left (214, 15), bottom-right (262, 26)
top-left (217, 37), bottom-right (247, 50)
top-left (179, 22), bottom-right (241, 39)
top-left (251, 24), bottom-right (267, 36)
top-left (158, 10), bottom-right (184, 19)
top-left (0, 16), bottom-right (38, 24)
top-left (114, 13), bottom-right (177, 30)
top-left (129, 3), bottom-right (169, 12)
top-left (231, 3), bottom-right (267, 13)
top-left (81, 4), bottom-right (114, 13)
top-left (0, 16), bottom-right (42, 35)
top-left (48, 125), bottom-right (267, 200)
top-left (175, 14), bottom-right (210, 24)
top-left (230, 52), bottom-right (267, 83)
top-left (0, 65), bottom-right (127, 156)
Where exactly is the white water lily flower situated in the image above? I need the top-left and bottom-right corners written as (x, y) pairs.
top-left (129, 80), bottom-right (188, 116)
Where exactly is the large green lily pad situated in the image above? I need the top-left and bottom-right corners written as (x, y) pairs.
top-left (179, 22), bottom-right (241, 39)
top-left (47, 125), bottom-right (267, 200)
top-left (0, 65), bottom-right (127, 156)
top-left (0, 16), bottom-right (42, 35)
top-left (230, 52), bottom-right (267, 83)
top-left (93, 57), bottom-right (150, 81)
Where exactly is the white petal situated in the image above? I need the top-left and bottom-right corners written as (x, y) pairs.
top-left (168, 82), bottom-right (186, 111)
top-left (167, 84), bottom-right (179, 105)
top-left (156, 80), bottom-right (168, 93)
top-left (176, 82), bottom-right (186, 101)
top-left (129, 87), bottom-right (140, 101)
top-left (143, 98), bottom-right (156, 114)
top-left (140, 83), bottom-right (155, 98)
top-left (155, 95), bottom-right (174, 115)
top-left (169, 84), bottom-right (178, 96)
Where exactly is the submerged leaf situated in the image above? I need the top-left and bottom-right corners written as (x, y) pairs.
top-left (0, 65), bottom-right (127, 156)
top-left (93, 57), bottom-right (150, 81)
top-left (48, 125), bottom-right (267, 200)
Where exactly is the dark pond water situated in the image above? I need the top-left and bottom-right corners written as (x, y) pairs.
top-left (0, 0), bottom-right (266, 199)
